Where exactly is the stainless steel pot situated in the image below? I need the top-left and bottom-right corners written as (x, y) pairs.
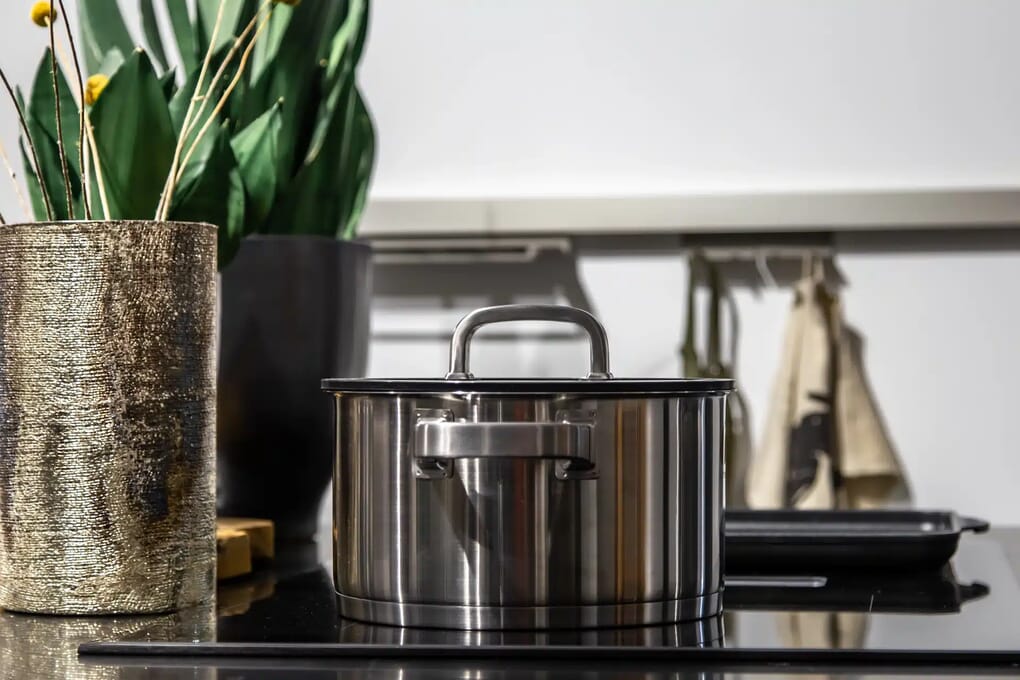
top-left (322, 305), bottom-right (733, 630)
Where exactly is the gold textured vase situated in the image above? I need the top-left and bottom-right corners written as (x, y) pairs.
top-left (0, 221), bottom-right (217, 615)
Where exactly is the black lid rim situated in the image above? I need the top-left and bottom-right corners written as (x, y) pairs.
top-left (321, 377), bottom-right (735, 395)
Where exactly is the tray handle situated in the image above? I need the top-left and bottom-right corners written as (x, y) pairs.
top-left (958, 516), bottom-right (990, 534)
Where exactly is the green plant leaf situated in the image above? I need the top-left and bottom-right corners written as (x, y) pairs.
top-left (266, 77), bottom-right (376, 237)
top-left (330, 82), bottom-right (367, 238)
top-left (174, 122), bottom-right (219, 202)
top-left (159, 70), bottom-right (177, 100)
top-left (79, 0), bottom-right (138, 76)
top-left (232, 0), bottom-right (290, 129)
top-left (29, 49), bottom-right (81, 177)
top-left (308, 3), bottom-right (365, 162)
top-left (250, 3), bottom-right (290, 84)
top-left (169, 124), bottom-right (246, 269)
top-left (325, 0), bottom-right (369, 80)
top-left (12, 88), bottom-right (54, 219)
top-left (352, 0), bottom-right (372, 67)
top-left (256, 0), bottom-right (344, 179)
top-left (19, 140), bottom-right (48, 221)
top-left (25, 119), bottom-right (82, 220)
top-left (89, 49), bottom-right (176, 219)
top-left (230, 101), bottom-right (282, 230)
top-left (97, 48), bottom-right (127, 79)
top-left (139, 0), bottom-right (169, 71)
top-left (261, 0), bottom-right (376, 238)
top-left (166, 0), bottom-right (198, 75)
top-left (25, 50), bottom-right (85, 219)
top-left (169, 76), bottom-right (197, 133)
top-left (169, 46), bottom-right (232, 193)
top-left (169, 44), bottom-right (230, 131)
top-left (221, 0), bottom-right (259, 124)
top-left (196, 0), bottom-right (247, 55)
top-left (340, 89), bottom-right (375, 239)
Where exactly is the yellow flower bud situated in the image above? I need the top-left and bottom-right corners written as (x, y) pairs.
top-left (84, 74), bottom-right (109, 106)
top-left (30, 1), bottom-right (57, 27)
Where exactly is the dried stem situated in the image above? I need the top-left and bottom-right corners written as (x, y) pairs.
top-left (53, 44), bottom-right (106, 220)
top-left (84, 114), bottom-right (110, 220)
top-left (180, 0), bottom-right (272, 142)
top-left (172, 13), bottom-right (272, 187)
top-left (0, 67), bottom-right (54, 220)
top-left (48, 17), bottom-right (74, 218)
top-left (155, 0), bottom-right (229, 221)
top-left (0, 138), bottom-right (33, 219)
top-left (55, 0), bottom-right (90, 219)
top-left (159, 6), bottom-right (273, 221)
top-left (81, 116), bottom-right (94, 217)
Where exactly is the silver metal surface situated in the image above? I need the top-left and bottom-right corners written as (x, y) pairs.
top-left (446, 304), bottom-right (612, 379)
top-left (336, 592), bottom-right (721, 631)
top-left (327, 305), bottom-right (728, 630)
top-left (336, 611), bottom-right (724, 647)
top-left (413, 411), bottom-right (596, 481)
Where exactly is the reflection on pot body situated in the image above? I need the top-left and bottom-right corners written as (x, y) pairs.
top-left (0, 604), bottom-right (215, 679)
top-left (332, 392), bottom-right (726, 629)
top-left (337, 615), bottom-right (724, 647)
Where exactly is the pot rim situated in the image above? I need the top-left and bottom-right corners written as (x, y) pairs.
top-left (321, 377), bottom-right (734, 396)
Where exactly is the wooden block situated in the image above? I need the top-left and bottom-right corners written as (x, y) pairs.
top-left (216, 528), bottom-right (252, 581)
top-left (217, 517), bottom-right (275, 560)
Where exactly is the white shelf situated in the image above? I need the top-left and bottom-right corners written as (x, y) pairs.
top-left (360, 188), bottom-right (1020, 239)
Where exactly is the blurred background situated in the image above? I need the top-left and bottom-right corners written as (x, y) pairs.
top-left (2, 0), bottom-right (1018, 523)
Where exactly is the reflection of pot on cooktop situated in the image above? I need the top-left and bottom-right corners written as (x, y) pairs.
top-left (725, 565), bottom-right (989, 614)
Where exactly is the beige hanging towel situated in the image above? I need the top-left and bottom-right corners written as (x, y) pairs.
top-left (747, 272), bottom-right (905, 510)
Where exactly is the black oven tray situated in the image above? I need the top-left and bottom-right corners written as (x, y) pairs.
top-left (724, 509), bottom-right (989, 573)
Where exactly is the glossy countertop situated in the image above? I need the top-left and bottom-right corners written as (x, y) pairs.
top-left (4, 529), bottom-right (1020, 678)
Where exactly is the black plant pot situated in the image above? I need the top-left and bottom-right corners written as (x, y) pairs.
top-left (217, 236), bottom-right (372, 542)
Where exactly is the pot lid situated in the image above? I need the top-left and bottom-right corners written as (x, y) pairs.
top-left (322, 305), bottom-right (735, 396)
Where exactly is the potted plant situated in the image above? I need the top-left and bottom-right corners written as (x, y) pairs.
top-left (74, 0), bottom-right (377, 541)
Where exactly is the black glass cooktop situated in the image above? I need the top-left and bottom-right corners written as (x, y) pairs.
top-left (204, 531), bottom-right (1020, 650)
top-left (14, 530), bottom-right (1020, 678)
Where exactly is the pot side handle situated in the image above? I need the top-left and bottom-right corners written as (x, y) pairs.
top-left (446, 305), bottom-right (612, 380)
top-left (414, 414), bottom-right (598, 481)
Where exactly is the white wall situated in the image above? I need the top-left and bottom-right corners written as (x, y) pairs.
top-left (359, 1), bottom-right (1020, 523)
top-left (362, 0), bottom-right (1020, 197)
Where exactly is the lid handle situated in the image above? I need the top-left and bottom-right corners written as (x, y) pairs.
top-left (447, 305), bottom-right (612, 380)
